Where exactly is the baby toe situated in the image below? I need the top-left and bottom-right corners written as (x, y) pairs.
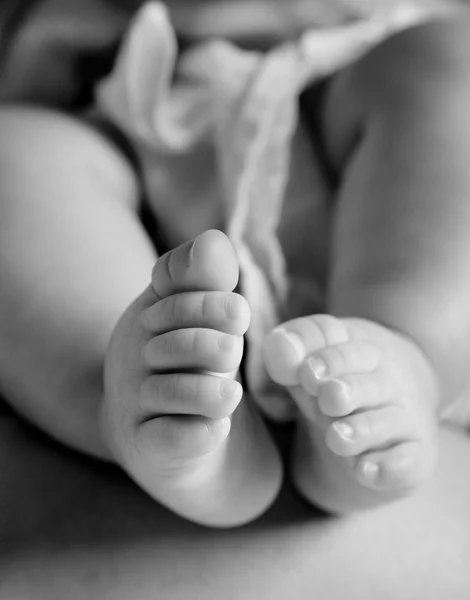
top-left (137, 415), bottom-right (231, 465)
top-left (325, 405), bottom-right (415, 457)
top-left (139, 373), bottom-right (243, 420)
top-left (152, 229), bottom-right (239, 299)
top-left (263, 314), bottom-right (350, 387)
top-left (263, 329), bottom-right (306, 386)
top-left (354, 441), bottom-right (436, 491)
top-left (142, 291), bottom-right (250, 336)
top-left (318, 372), bottom-right (394, 418)
top-left (299, 341), bottom-right (380, 396)
top-left (143, 328), bottom-right (244, 373)
top-left (281, 314), bottom-right (350, 355)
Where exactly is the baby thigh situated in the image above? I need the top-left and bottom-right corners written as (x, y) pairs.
top-left (0, 106), bottom-right (156, 457)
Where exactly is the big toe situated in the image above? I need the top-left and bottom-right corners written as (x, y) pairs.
top-left (152, 229), bottom-right (239, 298)
top-left (263, 329), bottom-right (306, 386)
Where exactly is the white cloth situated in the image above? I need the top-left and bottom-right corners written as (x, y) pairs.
top-left (95, 1), bottom-right (466, 424)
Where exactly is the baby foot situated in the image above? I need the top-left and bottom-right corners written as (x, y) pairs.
top-left (101, 230), bottom-right (282, 527)
top-left (264, 314), bottom-right (439, 513)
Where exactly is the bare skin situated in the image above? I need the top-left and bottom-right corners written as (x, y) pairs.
top-left (265, 316), bottom-right (438, 511)
top-left (265, 18), bottom-right (470, 512)
top-left (1, 13), bottom-right (470, 527)
top-left (102, 230), bottom-right (282, 526)
top-left (0, 109), bottom-right (281, 528)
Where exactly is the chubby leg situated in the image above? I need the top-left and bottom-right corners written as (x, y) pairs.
top-left (0, 106), bottom-right (153, 459)
top-left (0, 107), bottom-right (281, 526)
top-left (266, 17), bottom-right (470, 512)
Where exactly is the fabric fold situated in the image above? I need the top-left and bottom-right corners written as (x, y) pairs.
top-left (95, 0), bottom-right (462, 422)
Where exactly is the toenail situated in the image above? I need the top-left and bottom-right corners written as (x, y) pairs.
top-left (220, 379), bottom-right (243, 402)
top-left (308, 357), bottom-right (328, 380)
top-left (330, 379), bottom-right (351, 399)
top-left (332, 421), bottom-right (355, 441)
top-left (188, 237), bottom-right (198, 265)
top-left (276, 330), bottom-right (306, 362)
top-left (220, 417), bottom-right (232, 437)
top-left (206, 416), bottom-right (232, 441)
top-left (362, 460), bottom-right (379, 483)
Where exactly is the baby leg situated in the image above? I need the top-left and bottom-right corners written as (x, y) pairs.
top-left (0, 106), bottom-right (151, 459)
top-left (0, 107), bottom-right (281, 526)
top-left (266, 18), bottom-right (470, 512)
